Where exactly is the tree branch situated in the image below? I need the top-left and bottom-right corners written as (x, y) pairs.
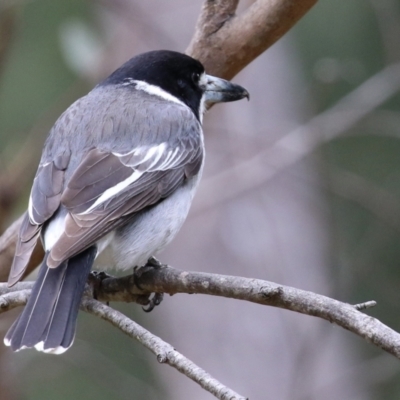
top-left (187, 0), bottom-right (318, 79)
top-left (0, 289), bottom-right (29, 312)
top-left (2, 264), bottom-right (400, 361)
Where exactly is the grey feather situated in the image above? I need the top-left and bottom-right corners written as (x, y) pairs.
top-left (6, 248), bottom-right (96, 352)
top-left (8, 214), bottom-right (41, 287)
top-left (7, 153), bottom-right (71, 285)
top-left (10, 83), bottom-right (204, 274)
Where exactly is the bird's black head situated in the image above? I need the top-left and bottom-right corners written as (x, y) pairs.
top-left (100, 50), bottom-right (249, 120)
top-left (101, 50), bottom-right (206, 119)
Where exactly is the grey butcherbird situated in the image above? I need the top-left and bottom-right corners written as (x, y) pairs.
top-left (5, 50), bottom-right (249, 354)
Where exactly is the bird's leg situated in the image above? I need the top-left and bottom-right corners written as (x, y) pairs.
top-left (133, 256), bottom-right (165, 312)
top-left (87, 270), bottom-right (113, 302)
top-left (133, 257), bottom-right (163, 288)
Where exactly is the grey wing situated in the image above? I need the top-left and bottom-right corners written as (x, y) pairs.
top-left (47, 133), bottom-right (203, 268)
top-left (8, 153), bottom-right (70, 286)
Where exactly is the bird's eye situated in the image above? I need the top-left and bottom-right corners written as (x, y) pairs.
top-left (192, 72), bottom-right (200, 84)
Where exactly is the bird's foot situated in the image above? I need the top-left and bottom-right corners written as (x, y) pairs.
top-left (133, 257), bottom-right (165, 312)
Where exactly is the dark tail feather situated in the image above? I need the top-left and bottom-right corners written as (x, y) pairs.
top-left (42, 248), bottom-right (96, 351)
top-left (5, 255), bottom-right (68, 350)
top-left (4, 247), bottom-right (96, 354)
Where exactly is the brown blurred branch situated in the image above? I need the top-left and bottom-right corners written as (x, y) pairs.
top-left (2, 264), bottom-right (400, 361)
top-left (187, 0), bottom-right (317, 79)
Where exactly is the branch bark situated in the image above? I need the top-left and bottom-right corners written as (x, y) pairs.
top-left (2, 265), bottom-right (400, 360)
top-left (187, 0), bottom-right (318, 79)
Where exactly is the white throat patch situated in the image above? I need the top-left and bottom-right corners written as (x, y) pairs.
top-left (198, 73), bottom-right (209, 124)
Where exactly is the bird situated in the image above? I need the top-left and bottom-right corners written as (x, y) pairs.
top-left (4, 50), bottom-right (249, 354)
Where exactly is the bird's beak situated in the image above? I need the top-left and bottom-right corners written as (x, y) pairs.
top-left (202, 74), bottom-right (249, 106)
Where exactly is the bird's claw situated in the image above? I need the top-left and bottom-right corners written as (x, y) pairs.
top-left (142, 292), bottom-right (164, 313)
top-left (134, 257), bottom-right (164, 312)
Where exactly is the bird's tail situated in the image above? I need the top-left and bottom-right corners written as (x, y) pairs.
top-left (4, 247), bottom-right (96, 354)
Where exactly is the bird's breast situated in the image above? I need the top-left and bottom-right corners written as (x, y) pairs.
top-left (111, 173), bottom-right (202, 270)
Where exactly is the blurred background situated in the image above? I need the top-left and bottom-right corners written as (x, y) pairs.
top-left (1, 0), bottom-right (400, 399)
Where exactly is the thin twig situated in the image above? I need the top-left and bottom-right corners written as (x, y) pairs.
top-left (353, 301), bottom-right (377, 311)
top-left (81, 298), bottom-right (247, 400)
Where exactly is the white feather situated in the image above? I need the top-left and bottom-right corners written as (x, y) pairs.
top-left (79, 169), bottom-right (143, 215)
top-left (28, 195), bottom-right (39, 225)
top-left (43, 214), bottom-right (66, 250)
top-left (114, 143), bottom-right (178, 170)
top-left (34, 341), bottom-right (69, 354)
top-left (79, 143), bottom-right (180, 215)
top-left (28, 162), bottom-right (52, 225)
top-left (131, 80), bottom-right (186, 106)
top-left (146, 143), bottom-right (167, 170)
top-left (157, 147), bottom-right (180, 170)
top-left (136, 143), bottom-right (166, 165)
